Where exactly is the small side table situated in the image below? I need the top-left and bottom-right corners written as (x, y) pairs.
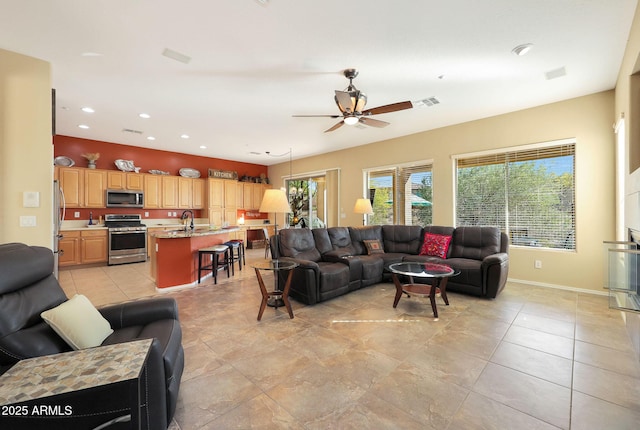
top-left (252, 259), bottom-right (298, 321)
top-left (0, 339), bottom-right (152, 429)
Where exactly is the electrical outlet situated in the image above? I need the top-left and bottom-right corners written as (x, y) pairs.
top-left (74, 211), bottom-right (80, 218)
top-left (534, 260), bottom-right (542, 269)
top-left (167, 211), bottom-right (172, 217)
top-left (144, 212), bottom-right (149, 217)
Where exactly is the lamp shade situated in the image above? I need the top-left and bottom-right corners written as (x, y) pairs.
top-left (259, 189), bottom-right (292, 214)
top-left (353, 198), bottom-right (374, 215)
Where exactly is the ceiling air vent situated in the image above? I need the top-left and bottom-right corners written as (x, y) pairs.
top-left (545, 67), bottom-right (567, 80)
top-left (122, 128), bottom-right (144, 135)
top-left (414, 97), bottom-right (440, 107)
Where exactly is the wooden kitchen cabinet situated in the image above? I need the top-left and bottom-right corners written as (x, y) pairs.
top-left (178, 177), bottom-right (192, 209)
top-left (192, 178), bottom-right (205, 209)
top-left (207, 179), bottom-right (237, 226)
top-left (107, 171), bottom-right (126, 189)
top-left (59, 229), bottom-right (107, 266)
top-left (108, 171), bottom-right (144, 191)
top-left (58, 231), bottom-right (80, 266)
top-left (126, 173), bottom-right (144, 190)
top-left (80, 230), bottom-right (108, 263)
top-left (253, 183), bottom-right (266, 210)
top-left (84, 170), bottom-right (107, 208)
top-left (58, 167), bottom-right (83, 208)
top-left (242, 183), bottom-right (253, 209)
top-left (143, 174), bottom-right (161, 208)
top-left (161, 176), bottom-right (179, 208)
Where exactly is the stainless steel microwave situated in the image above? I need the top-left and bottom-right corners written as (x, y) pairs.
top-left (106, 189), bottom-right (144, 208)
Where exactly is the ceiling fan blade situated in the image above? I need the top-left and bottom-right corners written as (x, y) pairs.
top-left (292, 114), bottom-right (342, 118)
top-left (324, 121), bottom-right (345, 133)
top-left (334, 90), bottom-right (354, 113)
top-left (363, 100), bottom-right (413, 116)
top-left (359, 117), bottom-right (390, 128)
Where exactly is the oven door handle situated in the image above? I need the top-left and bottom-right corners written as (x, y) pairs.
top-left (109, 230), bottom-right (146, 235)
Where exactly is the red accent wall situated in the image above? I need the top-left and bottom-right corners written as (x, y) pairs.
top-left (54, 135), bottom-right (269, 222)
top-left (54, 135), bottom-right (267, 178)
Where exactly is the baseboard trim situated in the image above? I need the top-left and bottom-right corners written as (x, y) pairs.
top-left (507, 278), bottom-right (608, 296)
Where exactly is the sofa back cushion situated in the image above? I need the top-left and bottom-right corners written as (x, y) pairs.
top-left (0, 243), bottom-right (70, 365)
top-left (326, 227), bottom-right (357, 254)
top-left (450, 226), bottom-right (501, 260)
top-left (348, 226), bottom-right (383, 255)
top-left (382, 225), bottom-right (423, 254)
top-left (312, 228), bottom-right (332, 254)
top-left (279, 228), bottom-right (322, 262)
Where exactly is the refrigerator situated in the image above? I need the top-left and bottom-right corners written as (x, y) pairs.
top-left (53, 180), bottom-right (65, 279)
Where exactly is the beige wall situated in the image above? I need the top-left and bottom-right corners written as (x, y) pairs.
top-left (270, 91), bottom-right (615, 293)
top-left (0, 49), bottom-right (53, 247)
top-left (615, 5), bottom-right (640, 355)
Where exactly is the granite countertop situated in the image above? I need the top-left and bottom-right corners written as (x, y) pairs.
top-left (61, 226), bottom-right (108, 231)
top-left (152, 227), bottom-right (239, 239)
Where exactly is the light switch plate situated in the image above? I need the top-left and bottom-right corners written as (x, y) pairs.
top-left (23, 191), bottom-right (40, 208)
top-left (20, 215), bottom-right (36, 227)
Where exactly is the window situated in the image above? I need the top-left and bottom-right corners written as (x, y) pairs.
top-left (455, 141), bottom-right (575, 250)
top-left (366, 163), bottom-right (432, 226)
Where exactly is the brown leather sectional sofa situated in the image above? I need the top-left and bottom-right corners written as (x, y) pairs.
top-left (272, 225), bottom-right (509, 305)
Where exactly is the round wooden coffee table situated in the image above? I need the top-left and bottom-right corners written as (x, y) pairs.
top-left (389, 262), bottom-right (460, 319)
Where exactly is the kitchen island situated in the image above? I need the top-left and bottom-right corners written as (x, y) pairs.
top-left (150, 227), bottom-right (240, 289)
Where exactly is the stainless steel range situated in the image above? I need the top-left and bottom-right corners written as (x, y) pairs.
top-left (105, 214), bottom-right (147, 265)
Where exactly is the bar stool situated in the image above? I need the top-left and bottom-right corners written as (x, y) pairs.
top-left (227, 239), bottom-right (245, 267)
top-left (224, 240), bottom-right (242, 274)
top-left (198, 245), bottom-right (230, 284)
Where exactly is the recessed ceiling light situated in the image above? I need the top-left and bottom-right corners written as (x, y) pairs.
top-left (199, 145), bottom-right (207, 149)
top-left (147, 136), bottom-right (156, 141)
top-left (78, 124), bottom-right (89, 129)
top-left (139, 113), bottom-right (150, 119)
top-left (512, 43), bottom-right (533, 56)
top-left (180, 134), bottom-right (189, 139)
top-left (81, 107), bottom-right (95, 113)
top-left (81, 52), bottom-right (103, 57)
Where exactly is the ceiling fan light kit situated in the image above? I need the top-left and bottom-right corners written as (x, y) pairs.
top-left (293, 68), bottom-right (413, 132)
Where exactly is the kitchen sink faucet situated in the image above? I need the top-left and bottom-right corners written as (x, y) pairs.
top-left (180, 210), bottom-right (194, 232)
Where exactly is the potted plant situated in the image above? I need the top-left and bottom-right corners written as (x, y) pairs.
top-left (81, 153), bottom-right (100, 169)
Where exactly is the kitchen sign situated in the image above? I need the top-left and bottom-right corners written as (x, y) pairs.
top-left (208, 169), bottom-right (238, 180)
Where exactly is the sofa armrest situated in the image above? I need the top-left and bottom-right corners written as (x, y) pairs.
top-left (481, 252), bottom-right (509, 298)
top-left (99, 297), bottom-right (179, 329)
top-left (482, 252), bottom-right (509, 266)
top-left (277, 256), bottom-right (320, 271)
top-left (322, 250), bottom-right (353, 262)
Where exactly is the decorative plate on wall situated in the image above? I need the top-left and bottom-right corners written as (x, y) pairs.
top-left (54, 156), bottom-right (75, 167)
top-left (179, 168), bottom-right (201, 178)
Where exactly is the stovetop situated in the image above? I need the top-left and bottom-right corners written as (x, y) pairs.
top-left (105, 214), bottom-right (146, 230)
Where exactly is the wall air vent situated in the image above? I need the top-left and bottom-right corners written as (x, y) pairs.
top-left (414, 97), bottom-right (440, 107)
top-left (122, 128), bottom-right (144, 135)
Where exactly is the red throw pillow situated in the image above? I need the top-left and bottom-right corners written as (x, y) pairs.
top-left (419, 233), bottom-right (452, 258)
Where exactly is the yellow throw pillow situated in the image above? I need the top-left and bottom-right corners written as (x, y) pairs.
top-left (41, 294), bottom-right (113, 350)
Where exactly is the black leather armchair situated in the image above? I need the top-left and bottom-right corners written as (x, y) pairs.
top-left (0, 243), bottom-right (184, 429)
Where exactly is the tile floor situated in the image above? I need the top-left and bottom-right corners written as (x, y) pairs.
top-left (58, 248), bottom-right (640, 429)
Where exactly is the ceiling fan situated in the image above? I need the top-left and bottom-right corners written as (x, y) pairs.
top-left (293, 69), bottom-right (413, 133)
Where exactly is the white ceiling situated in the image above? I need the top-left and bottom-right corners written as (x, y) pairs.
top-left (1, 0), bottom-right (637, 165)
